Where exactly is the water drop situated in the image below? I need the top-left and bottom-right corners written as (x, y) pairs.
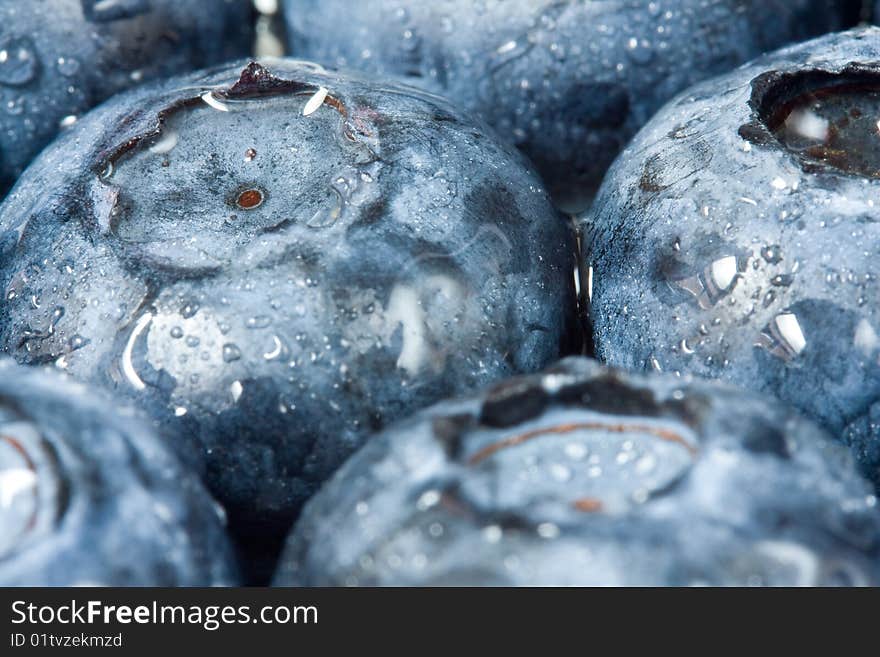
top-left (0, 37), bottom-right (40, 87)
top-left (246, 315), bottom-right (271, 329)
top-left (180, 300), bottom-right (200, 318)
top-left (222, 343), bottom-right (242, 363)
top-left (56, 56), bottom-right (80, 77)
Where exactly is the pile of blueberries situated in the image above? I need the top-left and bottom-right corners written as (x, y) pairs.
top-left (1, 0), bottom-right (880, 586)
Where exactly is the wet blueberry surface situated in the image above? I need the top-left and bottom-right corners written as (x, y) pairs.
top-left (0, 0), bottom-right (254, 197)
top-left (282, 0), bottom-right (861, 210)
top-left (0, 2), bottom-right (877, 589)
top-left (582, 28), bottom-right (880, 486)
top-left (275, 357), bottom-right (880, 586)
top-left (0, 59), bottom-right (579, 545)
top-left (0, 359), bottom-right (238, 586)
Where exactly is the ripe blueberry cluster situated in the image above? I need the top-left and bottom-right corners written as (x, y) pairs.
top-left (1, 1), bottom-right (879, 586)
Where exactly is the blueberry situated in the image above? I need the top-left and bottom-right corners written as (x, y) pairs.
top-left (581, 27), bottom-right (880, 486)
top-left (0, 59), bottom-right (579, 544)
top-left (282, 0), bottom-right (861, 210)
top-left (274, 357), bottom-right (880, 586)
top-left (0, 0), bottom-right (254, 196)
top-left (0, 359), bottom-right (238, 586)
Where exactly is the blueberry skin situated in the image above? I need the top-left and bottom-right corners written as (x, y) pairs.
top-left (0, 0), bottom-right (254, 196)
top-left (275, 357), bottom-right (880, 586)
top-left (581, 28), bottom-right (880, 485)
top-left (0, 359), bottom-right (238, 586)
top-left (0, 59), bottom-right (578, 536)
top-left (282, 0), bottom-right (861, 210)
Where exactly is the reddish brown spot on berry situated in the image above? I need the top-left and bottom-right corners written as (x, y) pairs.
top-left (572, 498), bottom-right (603, 513)
top-left (467, 421), bottom-right (697, 465)
top-left (236, 188), bottom-right (263, 209)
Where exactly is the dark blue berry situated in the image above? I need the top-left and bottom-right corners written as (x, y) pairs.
top-left (0, 359), bottom-right (238, 586)
top-left (275, 357), bottom-right (879, 586)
